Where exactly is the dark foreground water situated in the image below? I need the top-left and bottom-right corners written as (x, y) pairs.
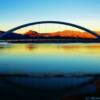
top-left (0, 43), bottom-right (100, 99)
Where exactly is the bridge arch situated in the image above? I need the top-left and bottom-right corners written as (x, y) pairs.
top-left (1, 21), bottom-right (99, 38)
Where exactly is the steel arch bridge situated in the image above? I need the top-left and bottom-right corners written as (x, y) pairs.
top-left (1, 21), bottom-right (100, 38)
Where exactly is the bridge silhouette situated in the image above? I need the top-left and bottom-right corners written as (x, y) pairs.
top-left (0, 21), bottom-right (100, 39)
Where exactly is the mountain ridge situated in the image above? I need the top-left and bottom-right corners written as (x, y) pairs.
top-left (24, 30), bottom-right (100, 39)
top-left (0, 30), bottom-right (100, 41)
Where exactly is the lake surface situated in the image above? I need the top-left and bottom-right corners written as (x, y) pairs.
top-left (0, 43), bottom-right (100, 75)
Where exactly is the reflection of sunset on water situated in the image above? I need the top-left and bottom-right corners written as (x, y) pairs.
top-left (0, 43), bottom-right (100, 74)
top-left (0, 44), bottom-right (100, 56)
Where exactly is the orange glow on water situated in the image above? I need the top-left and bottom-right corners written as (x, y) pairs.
top-left (0, 44), bottom-right (100, 57)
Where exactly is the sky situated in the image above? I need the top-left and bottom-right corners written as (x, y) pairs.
top-left (0, 0), bottom-right (100, 32)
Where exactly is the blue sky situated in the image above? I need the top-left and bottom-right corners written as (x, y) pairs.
top-left (0, 0), bottom-right (100, 31)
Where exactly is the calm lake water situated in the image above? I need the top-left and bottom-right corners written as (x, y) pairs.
top-left (0, 43), bottom-right (100, 75)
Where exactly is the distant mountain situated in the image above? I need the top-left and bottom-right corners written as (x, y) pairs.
top-left (0, 30), bottom-right (100, 43)
top-left (0, 30), bottom-right (5, 34)
top-left (0, 30), bottom-right (100, 40)
top-left (24, 30), bottom-right (39, 37)
top-left (24, 30), bottom-right (97, 39)
top-left (0, 31), bottom-right (31, 39)
top-left (95, 31), bottom-right (100, 35)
